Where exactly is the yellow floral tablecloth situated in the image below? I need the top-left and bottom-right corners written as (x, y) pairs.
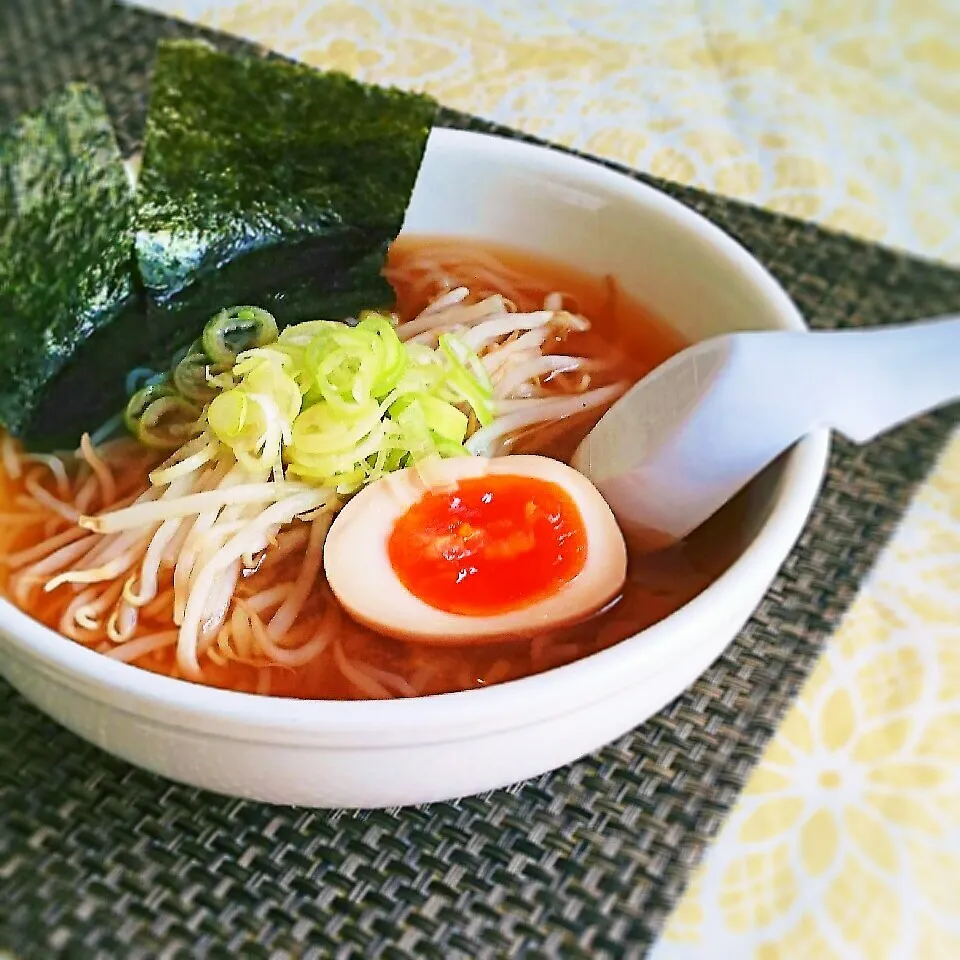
top-left (137, 2), bottom-right (960, 956)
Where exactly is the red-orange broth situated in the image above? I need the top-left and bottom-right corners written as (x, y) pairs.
top-left (0, 237), bottom-right (751, 699)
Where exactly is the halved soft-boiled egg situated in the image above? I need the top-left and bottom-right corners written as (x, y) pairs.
top-left (324, 455), bottom-right (627, 643)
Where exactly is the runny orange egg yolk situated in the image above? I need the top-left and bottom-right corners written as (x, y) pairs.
top-left (387, 474), bottom-right (588, 617)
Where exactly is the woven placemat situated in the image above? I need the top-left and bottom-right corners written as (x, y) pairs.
top-left (2, 2), bottom-right (959, 957)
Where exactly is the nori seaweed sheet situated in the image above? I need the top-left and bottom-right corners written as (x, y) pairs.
top-left (136, 40), bottom-right (437, 337)
top-left (0, 85), bottom-right (141, 448)
top-left (0, 44), bottom-right (436, 450)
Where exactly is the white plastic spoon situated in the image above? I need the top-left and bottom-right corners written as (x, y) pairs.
top-left (571, 314), bottom-right (960, 545)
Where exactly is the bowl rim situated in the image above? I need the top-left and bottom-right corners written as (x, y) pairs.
top-left (0, 128), bottom-right (830, 743)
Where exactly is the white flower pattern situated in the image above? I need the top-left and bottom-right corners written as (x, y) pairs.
top-left (653, 436), bottom-right (960, 958)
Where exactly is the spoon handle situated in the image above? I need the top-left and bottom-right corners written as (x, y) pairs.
top-left (798, 313), bottom-right (960, 442)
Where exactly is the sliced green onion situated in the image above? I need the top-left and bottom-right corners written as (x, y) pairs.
top-left (124, 382), bottom-right (178, 437)
top-left (235, 354), bottom-right (302, 424)
top-left (391, 398), bottom-right (433, 461)
top-left (357, 311), bottom-right (407, 397)
top-left (290, 400), bottom-right (381, 457)
top-left (203, 306), bottom-right (279, 366)
top-left (420, 395), bottom-right (469, 443)
top-left (438, 334), bottom-right (495, 426)
top-left (125, 305), bottom-right (495, 495)
top-left (283, 320), bottom-right (492, 488)
top-left (172, 340), bottom-right (216, 402)
top-left (439, 333), bottom-right (493, 392)
top-left (136, 395), bottom-right (203, 450)
top-left (207, 390), bottom-right (254, 447)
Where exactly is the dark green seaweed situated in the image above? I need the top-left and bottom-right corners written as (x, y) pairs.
top-left (0, 45), bottom-right (435, 450)
top-left (136, 40), bottom-right (437, 335)
top-left (0, 85), bottom-right (141, 448)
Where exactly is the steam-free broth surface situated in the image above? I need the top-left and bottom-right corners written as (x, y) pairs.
top-left (0, 238), bottom-right (751, 699)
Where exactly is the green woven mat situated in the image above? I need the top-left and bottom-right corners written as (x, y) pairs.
top-left (1, 2), bottom-right (959, 957)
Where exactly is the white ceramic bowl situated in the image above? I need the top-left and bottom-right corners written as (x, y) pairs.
top-left (0, 129), bottom-right (829, 807)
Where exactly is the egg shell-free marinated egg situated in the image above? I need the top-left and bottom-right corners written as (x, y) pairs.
top-left (323, 455), bottom-right (627, 644)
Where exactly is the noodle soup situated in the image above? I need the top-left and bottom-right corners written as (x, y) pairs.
top-left (0, 238), bottom-right (749, 699)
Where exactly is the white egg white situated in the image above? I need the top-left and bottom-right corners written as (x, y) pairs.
top-left (323, 455), bottom-right (627, 644)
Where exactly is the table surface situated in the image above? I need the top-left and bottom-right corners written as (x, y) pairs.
top-left (109, 1), bottom-right (960, 956)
